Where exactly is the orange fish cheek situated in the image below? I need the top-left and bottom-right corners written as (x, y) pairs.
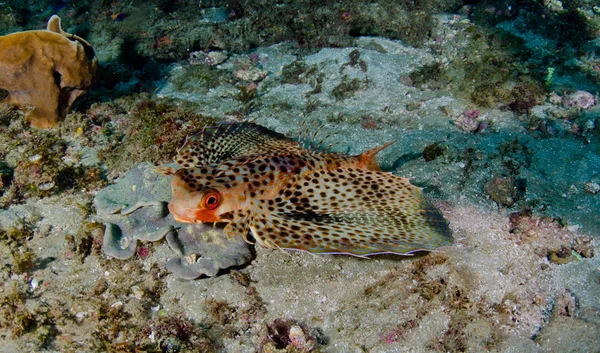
top-left (194, 209), bottom-right (220, 223)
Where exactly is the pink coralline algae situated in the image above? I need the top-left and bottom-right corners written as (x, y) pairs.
top-left (563, 90), bottom-right (597, 110)
top-left (464, 109), bottom-right (480, 119)
top-left (380, 330), bottom-right (399, 344)
top-left (455, 109), bottom-right (485, 133)
top-left (137, 246), bottom-right (150, 259)
top-left (249, 52), bottom-right (260, 63)
top-left (246, 82), bottom-right (258, 91)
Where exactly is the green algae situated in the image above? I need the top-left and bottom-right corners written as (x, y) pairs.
top-left (170, 64), bottom-right (227, 93)
top-left (99, 95), bottom-right (218, 170)
top-left (332, 75), bottom-right (363, 101)
top-left (234, 85), bottom-right (257, 104)
top-left (422, 142), bottom-right (447, 162)
top-left (280, 60), bottom-right (319, 85)
top-left (0, 283), bottom-right (36, 337)
top-left (409, 62), bottom-right (447, 89)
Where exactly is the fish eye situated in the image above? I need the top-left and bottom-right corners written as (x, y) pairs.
top-left (200, 190), bottom-right (221, 210)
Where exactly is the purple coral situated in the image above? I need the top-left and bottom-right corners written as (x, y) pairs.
top-left (249, 52), bottom-right (260, 63)
top-left (464, 109), bottom-right (480, 119)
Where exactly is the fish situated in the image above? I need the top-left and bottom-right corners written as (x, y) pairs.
top-left (111, 12), bottom-right (127, 21)
top-left (160, 122), bottom-right (453, 256)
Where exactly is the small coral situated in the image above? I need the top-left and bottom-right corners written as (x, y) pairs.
top-left (485, 176), bottom-right (517, 207)
top-left (65, 222), bottom-right (103, 263)
top-left (280, 60), bottom-right (319, 85)
top-left (205, 298), bottom-right (236, 325)
top-left (548, 246), bottom-right (575, 264)
top-left (234, 67), bottom-right (267, 82)
top-left (189, 50), bottom-right (228, 66)
top-left (584, 181), bottom-right (600, 194)
top-left (265, 318), bottom-right (317, 351)
top-left (0, 224), bottom-right (34, 246)
top-left (508, 209), bottom-right (593, 260)
top-left (563, 90), bottom-right (597, 110)
top-left (10, 247), bottom-right (36, 274)
top-left (572, 236), bottom-right (594, 259)
top-left (105, 98), bottom-right (218, 166)
top-left (235, 85), bottom-right (258, 104)
top-left (9, 132), bottom-right (67, 198)
top-left (470, 83), bottom-right (510, 108)
top-left (409, 62), bottom-right (446, 89)
top-left (0, 283), bottom-right (36, 337)
top-left (170, 64), bottom-right (226, 93)
top-left (455, 110), bottom-right (483, 133)
top-left (340, 49), bottom-right (368, 73)
top-left (136, 316), bottom-right (214, 352)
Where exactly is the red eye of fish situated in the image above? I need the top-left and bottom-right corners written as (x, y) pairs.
top-left (200, 191), bottom-right (221, 210)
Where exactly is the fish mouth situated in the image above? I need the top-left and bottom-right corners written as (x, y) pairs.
top-left (172, 214), bottom-right (203, 224)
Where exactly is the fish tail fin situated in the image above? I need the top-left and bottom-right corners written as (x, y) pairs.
top-left (358, 140), bottom-right (397, 171)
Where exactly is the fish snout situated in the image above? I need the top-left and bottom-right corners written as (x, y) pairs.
top-left (168, 200), bottom-right (195, 223)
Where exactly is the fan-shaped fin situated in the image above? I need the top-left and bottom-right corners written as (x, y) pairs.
top-left (174, 122), bottom-right (307, 168)
top-left (246, 167), bottom-right (452, 255)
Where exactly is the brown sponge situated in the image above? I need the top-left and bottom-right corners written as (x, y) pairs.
top-left (0, 15), bottom-right (97, 128)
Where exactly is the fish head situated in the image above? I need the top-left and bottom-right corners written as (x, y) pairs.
top-left (168, 154), bottom-right (296, 224)
top-left (168, 166), bottom-right (243, 224)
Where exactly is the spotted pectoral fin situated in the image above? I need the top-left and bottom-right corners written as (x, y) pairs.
top-left (222, 210), bottom-right (255, 244)
top-left (248, 168), bottom-right (453, 256)
top-left (175, 122), bottom-right (307, 168)
top-left (153, 164), bottom-right (178, 175)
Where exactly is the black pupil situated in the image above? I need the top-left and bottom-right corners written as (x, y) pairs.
top-left (207, 196), bottom-right (216, 205)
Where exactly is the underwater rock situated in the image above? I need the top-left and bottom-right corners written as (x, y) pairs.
top-left (584, 181), bottom-right (600, 194)
top-left (234, 67), bottom-right (267, 82)
top-left (485, 176), bottom-right (517, 207)
top-left (455, 110), bottom-right (484, 133)
top-left (563, 90), bottom-right (597, 110)
top-left (189, 50), bottom-right (228, 66)
top-left (94, 163), bottom-right (252, 278)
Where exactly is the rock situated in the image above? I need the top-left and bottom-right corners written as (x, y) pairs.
top-left (563, 90), bottom-right (597, 110)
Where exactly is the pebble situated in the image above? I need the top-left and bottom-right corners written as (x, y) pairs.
top-left (584, 181), bottom-right (600, 194)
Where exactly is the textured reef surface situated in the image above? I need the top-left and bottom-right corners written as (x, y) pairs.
top-left (0, 0), bottom-right (599, 352)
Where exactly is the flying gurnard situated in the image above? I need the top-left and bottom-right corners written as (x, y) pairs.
top-left (157, 122), bottom-right (453, 256)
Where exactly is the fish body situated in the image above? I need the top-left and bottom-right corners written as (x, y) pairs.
top-left (165, 122), bottom-right (453, 256)
top-left (112, 12), bottom-right (127, 21)
top-left (170, 152), bottom-right (366, 223)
